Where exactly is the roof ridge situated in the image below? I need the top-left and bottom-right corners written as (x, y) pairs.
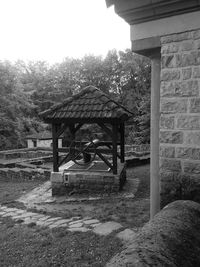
top-left (39, 86), bottom-right (100, 117)
top-left (40, 85), bottom-right (133, 121)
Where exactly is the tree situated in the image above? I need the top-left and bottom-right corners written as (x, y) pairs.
top-left (0, 49), bottom-right (151, 150)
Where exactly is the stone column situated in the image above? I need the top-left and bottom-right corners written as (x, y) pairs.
top-left (150, 52), bottom-right (161, 219)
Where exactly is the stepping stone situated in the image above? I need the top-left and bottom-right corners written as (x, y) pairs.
top-left (57, 218), bottom-right (73, 224)
top-left (12, 214), bottom-right (29, 220)
top-left (37, 220), bottom-right (54, 227)
top-left (23, 218), bottom-right (36, 224)
top-left (21, 212), bottom-right (38, 217)
top-left (49, 220), bottom-right (68, 227)
top-left (3, 208), bottom-right (18, 212)
top-left (53, 219), bottom-right (71, 225)
top-left (71, 216), bottom-right (81, 221)
top-left (68, 219), bottom-right (83, 225)
top-left (116, 229), bottom-right (137, 243)
top-left (69, 222), bottom-right (83, 228)
top-left (2, 212), bottom-right (18, 217)
top-left (30, 214), bottom-right (46, 219)
top-left (37, 216), bottom-right (51, 221)
top-left (68, 227), bottom-right (89, 233)
top-left (12, 213), bottom-right (35, 219)
top-left (93, 221), bottom-right (122, 236)
top-left (0, 206), bottom-right (8, 210)
top-left (89, 223), bottom-right (102, 228)
top-left (12, 210), bottom-right (24, 215)
top-left (83, 219), bottom-right (99, 225)
top-left (44, 217), bottom-right (62, 223)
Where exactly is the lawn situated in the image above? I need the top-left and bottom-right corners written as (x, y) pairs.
top-left (0, 218), bottom-right (122, 267)
top-left (0, 181), bottom-right (42, 205)
top-left (0, 164), bottom-right (150, 266)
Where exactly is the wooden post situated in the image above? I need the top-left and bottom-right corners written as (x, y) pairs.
top-left (112, 124), bottom-right (118, 174)
top-left (150, 52), bottom-right (161, 219)
top-left (69, 124), bottom-right (75, 157)
top-left (52, 123), bottom-right (59, 172)
top-left (69, 124), bottom-right (75, 140)
top-left (119, 123), bottom-right (125, 163)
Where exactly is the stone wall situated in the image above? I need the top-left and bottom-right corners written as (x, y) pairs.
top-left (0, 149), bottom-right (52, 160)
top-left (51, 162), bottom-right (126, 196)
top-left (160, 29), bottom-right (200, 206)
top-left (0, 167), bottom-right (50, 181)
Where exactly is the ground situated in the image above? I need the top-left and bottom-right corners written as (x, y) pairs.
top-left (0, 164), bottom-right (150, 267)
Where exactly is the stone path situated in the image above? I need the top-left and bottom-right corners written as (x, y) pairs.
top-left (0, 179), bottom-right (139, 239)
top-left (0, 205), bottom-right (123, 235)
top-left (18, 179), bottom-right (139, 211)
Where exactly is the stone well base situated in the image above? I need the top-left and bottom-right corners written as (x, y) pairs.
top-left (51, 161), bottom-right (126, 196)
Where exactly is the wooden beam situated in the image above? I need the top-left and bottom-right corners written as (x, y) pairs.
top-left (58, 153), bottom-right (72, 167)
top-left (69, 124), bottom-right (75, 138)
top-left (74, 123), bottom-right (84, 133)
top-left (112, 124), bottom-right (118, 174)
top-left (52, 124), bottom-right (59, 172)
top-left (120, 123), bottom-right (125, 163)
top-left (96, 150), bottom-right (113, 171)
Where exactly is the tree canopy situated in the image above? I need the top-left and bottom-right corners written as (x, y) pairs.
top-left (0, 49), bottom-right (151, 150)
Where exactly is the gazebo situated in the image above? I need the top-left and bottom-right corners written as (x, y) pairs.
top-left (40, 86), bottom-right (132, 195)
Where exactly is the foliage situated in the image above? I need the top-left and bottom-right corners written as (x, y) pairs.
top-left (0, 49), bottom-right (151, 150)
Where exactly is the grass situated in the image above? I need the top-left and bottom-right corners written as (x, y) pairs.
top-left (0, 180), bottom-right (42, 209)
top-left (0, 164), bottom-right (150, 266)
top-left (35, 164), bottom-right (150, 229)
top-left (0, 217), bottom-right (122, 267)
top-left (90, 164), bottom-right (150, 228)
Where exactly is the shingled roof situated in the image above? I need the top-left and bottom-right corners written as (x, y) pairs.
top-left (40, 86), bottom-right (132, 122)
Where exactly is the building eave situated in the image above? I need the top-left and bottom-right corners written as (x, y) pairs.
top-left (106, 0), bottom-right (200, 25)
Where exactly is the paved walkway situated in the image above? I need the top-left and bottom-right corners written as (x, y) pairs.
top-left (0, 179), bottom-right (139, 239)
top-left (0, 205), bottom-right (124, 235)
top-left (17, 179), bottom-right (139, 212)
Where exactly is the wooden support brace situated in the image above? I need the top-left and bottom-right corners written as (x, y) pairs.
top-left (58, 153), bottom-right (72, 167)
top-left (56, 123), bottom-right (68, 139)
top-left (97, 122), bottom-right (113, 138)
top-left (74, 123), bottom-right (84, 133)
top-left (96, 150), bottom-right (113, 171)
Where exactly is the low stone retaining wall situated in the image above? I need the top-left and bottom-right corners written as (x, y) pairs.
top-left (107, 200), bottom-right (200, 267)
top-left (0, 148), bottom-right (52, 160)
top-left (0, 167), bottom-right (50, 181)
top-left (124, 144), bottom-right (150, 157)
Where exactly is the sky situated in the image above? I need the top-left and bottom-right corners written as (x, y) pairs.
top-left (0, 0), bottom-right (130, 64)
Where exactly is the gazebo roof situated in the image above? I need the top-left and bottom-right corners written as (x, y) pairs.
top-left (40, 86), bottom-right (132, 123)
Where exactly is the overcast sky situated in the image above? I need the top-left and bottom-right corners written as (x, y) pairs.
top-left (0, 0), bottom-right (130, 63)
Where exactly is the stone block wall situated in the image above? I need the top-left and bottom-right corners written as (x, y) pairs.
top-left (160, 29), bottom-right (200, 206)
top-left (0, 167), bottom-right (50, 181)
top-left (51, 163), bottom-right (126, 196)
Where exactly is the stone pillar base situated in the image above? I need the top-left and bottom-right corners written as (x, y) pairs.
top-left (50, 162), bottom-right (126, 196)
